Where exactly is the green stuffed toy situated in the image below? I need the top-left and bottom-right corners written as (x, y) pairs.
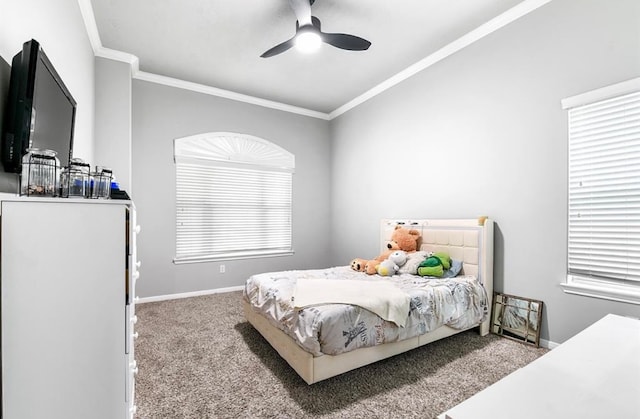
top-left (417, 252), bottom-right (451, 277)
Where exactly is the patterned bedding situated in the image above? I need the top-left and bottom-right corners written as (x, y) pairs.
top-left (243, 266), bottom-right (488, 356)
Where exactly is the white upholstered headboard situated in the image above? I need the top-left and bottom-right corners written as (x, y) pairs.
top-left (380, 218), bottom-right (494, 290)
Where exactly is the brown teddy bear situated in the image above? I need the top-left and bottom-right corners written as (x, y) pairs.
top-left (350, 258), bottom-right (381, 275)
top-left (350, 226), bottom-right (422, 274)
top-left (386, 225), bottom-right (421, 253)
top-left (350, 258), bottom-right (367, 272)
top-left (364, 259), bottom-right (380, 275)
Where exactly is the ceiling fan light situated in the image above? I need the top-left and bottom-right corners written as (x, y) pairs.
top-left (295, 31), bottom-right (321, 54)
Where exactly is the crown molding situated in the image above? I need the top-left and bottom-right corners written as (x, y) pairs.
top-left (95, 47), bottom-right (140, 71)
top-left (133, 71), bottom-right (331, 120)
top-left (79, 0), bottom-right (552, 121)
top-left (329, 0), bottom-right (554, 119)
top-left (77, 0), bottom-right (101, 55)
top-left (76, 0), bottom-right (328, 119)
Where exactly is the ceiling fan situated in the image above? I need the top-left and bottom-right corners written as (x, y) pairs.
top-left (261, 0), bottom-right (371, 58)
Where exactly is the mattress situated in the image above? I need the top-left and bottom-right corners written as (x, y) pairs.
top-left (244, 266), bottom-right (488, 356)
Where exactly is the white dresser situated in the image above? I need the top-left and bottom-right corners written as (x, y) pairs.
top-left (439, 313), bottom-right (640, 419)
top-left (0, 198), bottom-right (140, 419)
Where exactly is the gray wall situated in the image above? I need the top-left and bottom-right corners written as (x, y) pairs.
top-left (0, 0), bottom-right (95, 192)
top-left (95, 57), bottom-right (133, 193)
top-left (131, 80), bottom-right (332, 298)
top-left (329, 0), bottom-right (640, 343)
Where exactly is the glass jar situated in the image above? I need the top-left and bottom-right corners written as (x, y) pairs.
top-left (90, 166), bottom-right (113, 199)
top-left (20, 148), bottom-right (60, 197)
top-left (60, 158), bottom-right (91, 198)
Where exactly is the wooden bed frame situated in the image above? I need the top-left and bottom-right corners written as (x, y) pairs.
top-left (244, 218), bottom-right (494, 384)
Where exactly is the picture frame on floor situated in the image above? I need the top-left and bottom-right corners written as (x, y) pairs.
top-left (491, 292), bottom-right (543, 347)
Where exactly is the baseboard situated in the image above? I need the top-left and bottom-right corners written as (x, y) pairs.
top-left (137, 286), bottom-right (244, 304)
top-left (540, 338), bottom-right (560, 349)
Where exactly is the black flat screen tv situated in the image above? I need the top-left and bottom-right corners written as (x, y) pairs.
top-left (1, 39), bottom-right (76, 173)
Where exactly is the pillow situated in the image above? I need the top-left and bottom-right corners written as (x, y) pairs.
top-left (442, 259), bottom-right (463, 278)
top-left (398, 251), bottom-right (429, 275)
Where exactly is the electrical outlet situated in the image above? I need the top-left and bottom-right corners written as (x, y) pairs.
top-left (219, 264), bottom-right (225, 274)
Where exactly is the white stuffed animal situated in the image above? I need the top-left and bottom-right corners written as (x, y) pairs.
top-left (376, 251), bottom-right (408, 276)
top-left (388, 250), bottom-right (408, 267)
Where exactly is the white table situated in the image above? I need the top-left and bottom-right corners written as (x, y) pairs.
top-left (439, 314), bottom-right (640, 419)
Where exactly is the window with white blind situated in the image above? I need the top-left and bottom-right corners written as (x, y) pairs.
top-left (561, 77), bottom-right (640, 305)
top-left (173, 132), bottom-right (295, 264)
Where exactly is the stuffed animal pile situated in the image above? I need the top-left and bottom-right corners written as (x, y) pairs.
top-left (350, 226), bottom-right (421, 276)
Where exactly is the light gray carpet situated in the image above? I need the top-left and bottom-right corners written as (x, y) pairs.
top-left (134, 291), bottom-right (547, 419)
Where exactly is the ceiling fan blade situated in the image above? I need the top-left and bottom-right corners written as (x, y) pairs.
top-left (321, 32), bottom-right (371, 51)
top-left (260, 37), bottom-right (296, 58)
top-left (310, 16), bottom-right (371, 51)
top-left (288, 0), bottom-right (312, 26)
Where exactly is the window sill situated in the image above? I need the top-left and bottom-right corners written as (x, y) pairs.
top-left (561, 276), bottom-right (640, 305)
top-left (173, 250), bottom-right (295, 264)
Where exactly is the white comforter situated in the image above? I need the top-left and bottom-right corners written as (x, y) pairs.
top-left (293, 278), bottom-right (411, 327)
top-left (244, 266), bottom-right (488, 356)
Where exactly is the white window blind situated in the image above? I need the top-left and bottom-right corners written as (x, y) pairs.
top-left (174, 133), bottom-right (295, 263)
top-left (567, 90), bottom-right (640, 286)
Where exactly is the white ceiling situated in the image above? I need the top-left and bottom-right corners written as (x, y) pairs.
top-left (89, 0), bottom-right (527, 115)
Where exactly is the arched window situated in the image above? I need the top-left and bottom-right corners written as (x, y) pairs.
top-left (174, 132), bottom-right (295, 263)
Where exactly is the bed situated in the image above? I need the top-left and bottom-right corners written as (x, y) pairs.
top-left (243, 218), bottom-right (494, 384)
